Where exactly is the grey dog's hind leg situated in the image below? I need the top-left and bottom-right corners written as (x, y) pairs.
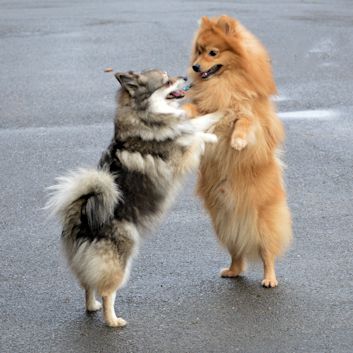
top-left (85, 288), bottom-right (102, 312)
top-left (102, 291), bottom-right (127, 327)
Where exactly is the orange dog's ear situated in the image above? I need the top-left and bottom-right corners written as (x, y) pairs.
top-left (199, 16), bottom-right (211, 27)
top-left (216, 15), bottom-right (237, 35)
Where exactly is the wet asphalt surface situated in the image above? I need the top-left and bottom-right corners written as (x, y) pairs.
top-left (1, 0), bottom-right (353, 352)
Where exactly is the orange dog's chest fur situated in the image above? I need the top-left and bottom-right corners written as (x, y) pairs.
top-left (187, 15), bottom-right (292, 286)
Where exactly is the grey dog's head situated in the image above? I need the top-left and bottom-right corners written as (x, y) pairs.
top-left (115, 69), bottom-right (186, 110)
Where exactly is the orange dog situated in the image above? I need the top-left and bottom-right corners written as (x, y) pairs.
top-left (185, 15), bottom-right (292, 287)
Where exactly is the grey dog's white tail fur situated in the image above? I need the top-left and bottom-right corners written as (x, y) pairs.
top-left (45, 168), bottom-right (120, 228)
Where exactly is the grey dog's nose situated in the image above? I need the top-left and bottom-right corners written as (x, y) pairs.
top-left (192, 64), bottom-right (201, 73)
top-left (182, 76), bottom-right (187, 81)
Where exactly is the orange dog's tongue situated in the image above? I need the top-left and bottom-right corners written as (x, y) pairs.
top-left (201, 72), bottom-right (208, 78)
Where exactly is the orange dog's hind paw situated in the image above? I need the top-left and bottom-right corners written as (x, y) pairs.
top-left (220, 268), bottom-right (242, 278)
top-left (261, 278), bottom-right (278, 288)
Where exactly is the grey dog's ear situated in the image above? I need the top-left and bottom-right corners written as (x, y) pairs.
top-left (115, 71), bottom-right (139, 96)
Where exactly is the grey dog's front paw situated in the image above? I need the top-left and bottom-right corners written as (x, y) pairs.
top-left (205, 112), bottom-right (223, 130)
top-left (203, 111), bottom-right (223, 123)
top-left (202, 133), bottom-right (218, 144)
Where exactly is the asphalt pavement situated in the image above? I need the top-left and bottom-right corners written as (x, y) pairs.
top-left (1, 0), bottom-right (353, 352)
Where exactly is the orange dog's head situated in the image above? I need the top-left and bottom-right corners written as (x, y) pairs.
top-left (190, 15), bottom-right (276, 97)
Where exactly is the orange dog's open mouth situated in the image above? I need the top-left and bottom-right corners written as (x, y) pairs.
top-left (200, 64), bottom-right (223, 79)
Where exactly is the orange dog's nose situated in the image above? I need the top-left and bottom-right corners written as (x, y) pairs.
top-left (192, 64), bottom-right (201, 72)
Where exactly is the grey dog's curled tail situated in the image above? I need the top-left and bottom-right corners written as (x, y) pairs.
top-left (45, 168), bottom-right (120, 230)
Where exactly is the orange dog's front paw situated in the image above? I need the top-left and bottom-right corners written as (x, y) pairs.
top-left (231, 137), bottom-right (248, 151)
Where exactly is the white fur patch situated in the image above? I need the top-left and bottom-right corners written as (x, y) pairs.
top-left (117, 150), bottom-right (146, 172)
top-left (148, 93), bottom-right (185, 118)
top-left (148, 78), bottom-right (186, 117)
top-left (116, 150), bottom-right (172, 180)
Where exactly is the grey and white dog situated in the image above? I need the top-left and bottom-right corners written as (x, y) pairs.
top-left (46, 69), bottom-right (221, 327)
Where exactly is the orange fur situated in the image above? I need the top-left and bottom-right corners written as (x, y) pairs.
top-left (188, 15), bottom-right (292, 287)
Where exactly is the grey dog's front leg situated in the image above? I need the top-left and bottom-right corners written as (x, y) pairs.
top-left (191, 112), bottom-right (223, 132)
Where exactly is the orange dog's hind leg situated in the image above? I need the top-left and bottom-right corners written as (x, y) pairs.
top-left (260, 248), bottom-right (278, 288)
top-left (258, 203), bottom-right (292, 288)
top-left (220, 254), bottom-right (246, 278)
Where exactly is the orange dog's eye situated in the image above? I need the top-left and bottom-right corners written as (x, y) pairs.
top-left (208, 50), bottom-right (218, 57)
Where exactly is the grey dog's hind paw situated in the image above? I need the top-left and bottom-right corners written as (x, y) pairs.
top-left (86, 300), bottom-right (102, 312)
top-left (106, 317), bottom-right (127, 328)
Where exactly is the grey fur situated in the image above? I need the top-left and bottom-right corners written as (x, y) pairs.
top-left (46, 69), bottom-right (220, 327)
